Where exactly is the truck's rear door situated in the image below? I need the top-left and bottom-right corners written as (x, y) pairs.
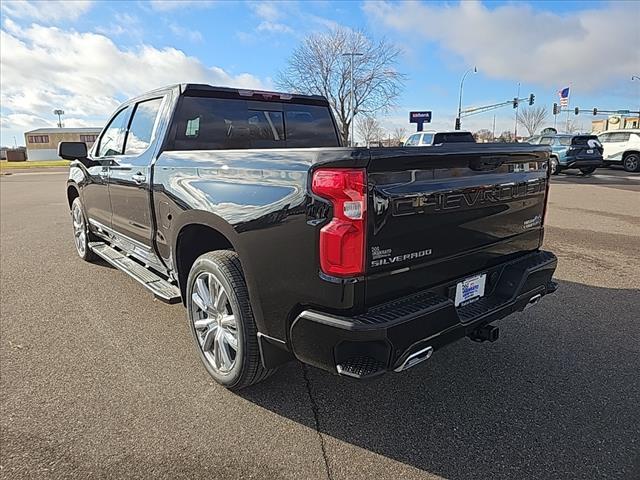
top-left (365, 144), bottom-right (550, 305)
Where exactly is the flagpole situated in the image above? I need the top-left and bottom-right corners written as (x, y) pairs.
top-left (565, 83), bottom-right (572, 132)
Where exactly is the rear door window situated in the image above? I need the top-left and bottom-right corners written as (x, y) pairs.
top-left (609, 132), bottom-right (630, 142)
top-left (124, 97), bottom-right (164, 155)
top-left (420, 133), bottom-right (434, 145)
top-left (169, 96), bottom-right (338, 150)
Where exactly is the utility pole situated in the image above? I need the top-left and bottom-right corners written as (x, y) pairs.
top-left (342, 52), bottom-right (363, 146)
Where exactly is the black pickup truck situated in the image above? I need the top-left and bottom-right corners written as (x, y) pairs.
top-left (61, 84), bottom-right (557, 390)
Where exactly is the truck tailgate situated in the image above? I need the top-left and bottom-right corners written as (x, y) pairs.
top-left (365, 144), bottom-right (550, 305)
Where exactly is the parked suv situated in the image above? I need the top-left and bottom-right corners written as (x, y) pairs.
top-left (597, 129), bottom-right (640, 172)
top-left (528, 134), bottom-right (603, 175)
top-left (60, 84), bottom-right (557, 390)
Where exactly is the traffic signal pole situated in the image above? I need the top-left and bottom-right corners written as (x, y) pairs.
top-left (460, 94), bottom-right (534, 119)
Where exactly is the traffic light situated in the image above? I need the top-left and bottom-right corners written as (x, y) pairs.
top-left (528, 94), bottom-right (535, 106)
top-left (513, 98), bottom-right (519, 109)
top-left (593, 108), bottom-right (598, 116)
top-left (574, 107), bottom-right (579, 115)
top-left (553, 103), bottom-right (559, 115)
top-left (455, 117), bottom-right (461, 130)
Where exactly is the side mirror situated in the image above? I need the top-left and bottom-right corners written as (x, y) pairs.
top-left (58, 142), bottom-right (88, 160)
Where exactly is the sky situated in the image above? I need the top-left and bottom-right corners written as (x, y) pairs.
top-left (1, 0), bottom-right (639, 146)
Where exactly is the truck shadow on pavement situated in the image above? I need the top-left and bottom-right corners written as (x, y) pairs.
top-left (241, 280), bottom-right (640, 479)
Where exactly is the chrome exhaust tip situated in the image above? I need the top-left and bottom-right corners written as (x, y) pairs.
top-left (524, 293), bottom-right (542, 310)
top-left (394, 346), bottom-right (433, 372)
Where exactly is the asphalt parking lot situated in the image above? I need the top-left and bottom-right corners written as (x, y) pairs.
top-left (1, 168), bottom-right (639, 480)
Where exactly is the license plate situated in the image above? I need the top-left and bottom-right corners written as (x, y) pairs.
top-left (587, 149), bottom-right (594, 154)
top-left (455, 274), bottom-right (486, 307)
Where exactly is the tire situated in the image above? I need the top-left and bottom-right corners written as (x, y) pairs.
top-left (71, 198), bottom-right (97, 262)
top-left (549, 157), bottom-right (560, 175)
top-left (579, 166), bottom-right (597, 175)
top-left (186, 250), bottom-right (274, 390)
top-left (622, 153), bottom-right (640, 173)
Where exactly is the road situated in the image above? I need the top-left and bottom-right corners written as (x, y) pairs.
top-left (1, 168), bottom-right (639, 480)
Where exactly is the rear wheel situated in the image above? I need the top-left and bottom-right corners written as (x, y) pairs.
top-left (71, 198), bottom-right (97, 262)
top-left (186, 250), bottom-right (274, 390)
top-left (549, 157), bottom-right (560, 175)
top-left (579, 166), bottom-right (597, 176)
top-left (622, 153), bottom-right (640, 173)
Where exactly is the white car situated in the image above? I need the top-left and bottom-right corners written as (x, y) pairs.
top-left (597, 129), bottom-right (640, 172)
top-left (403, 130), bottom-right (475, 146)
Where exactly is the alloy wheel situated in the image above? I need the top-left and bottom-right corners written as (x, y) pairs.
top-left (624, 155), bottom-right (638, 172)
top-left (72, 203), bottom-right (87, 257)
top-left (190, 272), bottom-right (238, 374)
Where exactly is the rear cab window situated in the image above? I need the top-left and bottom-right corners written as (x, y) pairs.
top-left (168, 96), bottom-right (339, 150)
top-left (433, 132), bottom-right (475, 144)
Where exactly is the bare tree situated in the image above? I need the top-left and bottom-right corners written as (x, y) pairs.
top-left (473, 129), bottom-right (493, 142)
top-left (516, 106), bottom-right (548, 136)
top-left (565, 119), bottom-right (581, 134)
top-left (392, 127), bottom-right (407, 146)
top-left (498, 130), bottom-right (516, 143)
top-left (277, 27), bottom-right (405, 145)
top-left (356, 116), bottom-right (383, 147)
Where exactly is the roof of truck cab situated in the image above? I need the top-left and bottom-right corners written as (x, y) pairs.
top-left (179, 83), bottom-right (329, 104)
top-left (120, 84), bottom-right (329, 107)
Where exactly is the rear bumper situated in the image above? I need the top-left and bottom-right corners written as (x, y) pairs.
top-left (563, 158), bottom-right (602, 169)
top-left (290, 250), bottom-right (558, 378)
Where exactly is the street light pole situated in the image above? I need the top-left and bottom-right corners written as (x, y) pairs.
top-left (53, 109), bottom-right (64, 128)
top-left (342, 52), bottom-right (363, 146)
top-left (456, 66), bottom-right (477, 130)
top-left (632, 76), bottom-right (640, 119)
top-left (514, 82), bottom-right (520, 140)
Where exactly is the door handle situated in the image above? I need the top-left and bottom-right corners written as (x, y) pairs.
top-left (131, 173), bottom-right (146, 184)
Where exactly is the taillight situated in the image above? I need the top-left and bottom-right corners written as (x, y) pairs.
top-left (311, 168), bottom-right (367, 277)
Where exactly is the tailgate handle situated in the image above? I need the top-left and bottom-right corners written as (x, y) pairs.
top-left (469, 157), bottom-right (505, 171)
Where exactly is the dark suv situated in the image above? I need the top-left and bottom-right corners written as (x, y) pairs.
top-left (528, 134), bottom-right (603, 175)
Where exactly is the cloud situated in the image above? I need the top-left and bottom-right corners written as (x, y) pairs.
top-left (0, 22), bottom-right (268, 144)
top-left (253, 2), bottom-right (282, 22)
top-left (169, 23), bottom-right (204, 43)
top-left (256, 21), bottom-right (293, 34)
top-left (149, 0), bottom-right (214, 12)
top-left (0, 0), bottom-right (93, 23)
top-left (364, 1), bottom-right (640, 91)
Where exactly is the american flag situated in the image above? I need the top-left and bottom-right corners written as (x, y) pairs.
top-left (558, 87), bottom-right (570, 107)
